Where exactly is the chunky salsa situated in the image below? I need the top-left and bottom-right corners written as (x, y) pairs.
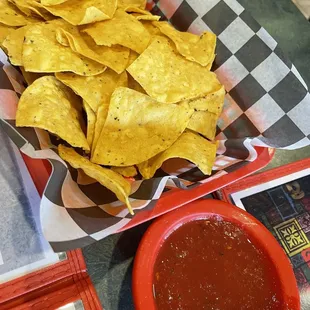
top-left (153, 218), bottom-right (284, 310)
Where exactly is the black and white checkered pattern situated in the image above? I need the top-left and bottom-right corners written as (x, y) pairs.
top-left (0, 0), bottom-right (309, 251)
top-left (152, 0), bottom-right (310, 148)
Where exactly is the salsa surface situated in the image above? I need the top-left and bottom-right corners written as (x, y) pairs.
top-left (153, 218), bottom-right (284, 310)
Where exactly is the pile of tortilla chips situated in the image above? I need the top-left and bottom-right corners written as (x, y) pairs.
top-left (1, 0), bottom-right (225, 214)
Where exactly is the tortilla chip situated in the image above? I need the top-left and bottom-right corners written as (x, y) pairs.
top-left (180, 86), bottom-right (225, 117)
top-left (0, 23), bottom-right (15, 49)
top-left (126, 50), bottom-right (139, 67)
top-left (20, 67), bottom-right (47, 85)
top-left (0, 0), bottom-right (39, 26)
top-left (8, 0), bottom-right (31, 16)
top-left (83, 100), bottom-right (96, 149)
top-left (77, 168), bottom-right (97, 185)
top-left (134, 14), bottom-right (160, 21)
top-left (11, 0), bottom-right (53, 20)
top-left (91, 87), bottom-right (193, 166)
top-left (56, 27), bottom-right (129, 73)
top-left (153, 21), bottom-right (216, 67)
top-left (127, 36), bottom-right (221, 103)
top-left (55, 70), bottom-right (128, 112)
top-left (138, 131), bottom-right (217, 179)
top-left (58, 144), bottom-right (133, 214)
top-left (55, 27), bottom-right (70, 45)
top-left (3, 25), bottom-right (30, 65)
top-left (124, 6), bottom-right (149, 14)
top-left (92, 104), bottom-right (109, 153)
top-left (41, 0), bottom-right (117, 25)
top-left (82, 9), bottom-right (150, 54)
top-left (16, 76), bottom-right (89, 150)
top-left (142, 21), bottom-right (161, 36)
top-left (187, 111), bottom-right (218, 141)
top-left (111, 166), bottom-right (137, 177)
top-left (206, 54), bottom-right (215, 71)
top-left (118, 0), bottom-right (146, 9)
top-left (41, 0), bottom-right (69, 5)
top-left (22, 22), bottom-right (106, 75)
top-left (128, 74), bottom-right (145, 93)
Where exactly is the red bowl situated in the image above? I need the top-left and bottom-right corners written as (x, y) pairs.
top-left (132, 199), bottom-right (300, 310)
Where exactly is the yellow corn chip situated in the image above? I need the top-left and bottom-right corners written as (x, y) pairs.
top-left (16, 76), bottom-right (89, 150)
top-left (0, 23), bottom-right (15, 49)
top-left (22, 22), bottom-right (106, 76)
top-left (41, 0), bottom-right (117, 25)
top-left (124, 7), bottom-right (149, 14)
top-left (134, 14), bottom-right (160, 21)
top-left (3, 25), bottom-right (30, 65)
top-left (153, 21), bottom-right (216, 67)
top-left (77, 168), bottom-right (97, 185)
top-left (111, 166), bottom-right (137, 177)
top-left (128, 74), bottom-right (145, 93)
top-left (123, 6), bottom-right (153, 20)
top-left (55, 27), bottom-right (70, 46)
top-left (127, 36), bottom-right (221, 103)
top-left (91, 87), bottom-right (194, 166)
top-left (118, 0), bottom-right (146, 9)
top-left (206, 54), bottom-right (215, 71)
top-left (20, 67), bottom-right (47, 85)
top-left (92, 104), bottom-right (109, 153)
top-left (180, 85), bottom-right (225, 117)
top-left (0, 0), bottom-right (40, 26)
top-left (126, 50), bottom-right (139, 67)
top-left (55, 70), bottom-right (128, 112)
top-left (11, 0), bottom-right (53, 20)
top-left (8, 0), bottom-right (31, 16)
top-left (41, 0), bottom-right (69, 5)
top-left (142, 20), bottom-right (161, 36)
top-left (56, 27), bottom-right (130, 74)
top-left (138, 131), bottom-right (217, 179)
top-left (58, 144), bottom-right (133, 214)
top-left (83, 9), bottom-right (150, 54)
top-left (83, 100), bottom-right (96, 149)
top-left (187, 111), bottom-right (218, 141)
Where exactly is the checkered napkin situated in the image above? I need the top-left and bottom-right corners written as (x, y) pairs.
top-left (0, 0), bottom-right (309, 252)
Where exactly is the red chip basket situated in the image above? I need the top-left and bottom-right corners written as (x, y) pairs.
top-left (0, 250), bottom-right (102, 310)
top-left (21, 146), bottom-right (275, 232)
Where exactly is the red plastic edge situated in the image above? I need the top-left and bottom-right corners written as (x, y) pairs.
top-left (220, 157), bottom-right (310, 204)
top-left (119, 147), bottom-right (275, 231)
top-left (0, 250), bottom-right (102, 310)
top-left (132, 199), bottom-right (300, 310)
top-left (19, 147), bottom-right (275, 232)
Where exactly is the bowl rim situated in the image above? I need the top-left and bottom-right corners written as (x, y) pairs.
top-left (132, 199), bottom-right (300, 310)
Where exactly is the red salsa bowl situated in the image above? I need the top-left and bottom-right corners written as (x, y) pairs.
top-left (133, 199), bottom-right (300, 310)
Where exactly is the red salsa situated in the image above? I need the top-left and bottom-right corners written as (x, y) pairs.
top-left (153, 218), bottom-right (284, 310)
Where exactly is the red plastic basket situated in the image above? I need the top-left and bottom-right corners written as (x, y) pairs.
top-left (21, 147), bottom-right (274, 232)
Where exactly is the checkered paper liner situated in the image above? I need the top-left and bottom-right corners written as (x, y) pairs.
top-left (0, 0), bottom-right (309, 252)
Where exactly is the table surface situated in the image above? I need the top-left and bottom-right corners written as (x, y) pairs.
top-left (82, 1), bottom-right (310, 309)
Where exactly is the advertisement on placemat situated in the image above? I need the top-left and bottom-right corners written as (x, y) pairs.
top-left (231, 169), bottom-right (310, 295)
